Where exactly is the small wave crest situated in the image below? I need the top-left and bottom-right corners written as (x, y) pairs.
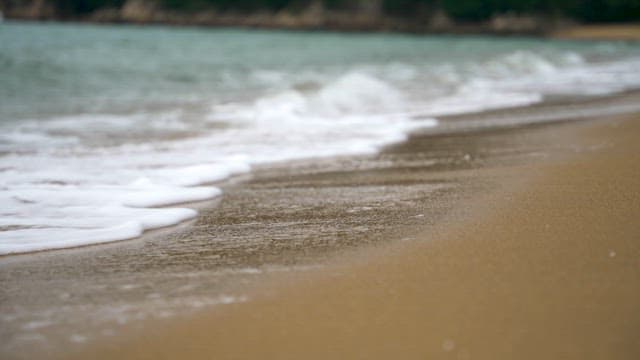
top-left (218, 71), bottom-right (407, 122)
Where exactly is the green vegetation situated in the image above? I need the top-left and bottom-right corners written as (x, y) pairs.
top-left (438, 0), bottom-right (640, 22)
top-left (52, 0), bottom-right (125, 14)
top-left (33, 0), bottom-right (640, 22)
top-left (384, 0), bottom-right (640, 22)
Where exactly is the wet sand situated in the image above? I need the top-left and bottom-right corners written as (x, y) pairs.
top-left (0, 111), bottom-right (488, 353)
top-left (1, 113), bottom-right (529, 359)
top-left (65, 109), bottom-right (640, 358)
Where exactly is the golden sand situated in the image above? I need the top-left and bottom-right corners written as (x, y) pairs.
top-left (75, 115), bottom-right (640, 360)
top-left (553, 24), bottom-right (640, 41)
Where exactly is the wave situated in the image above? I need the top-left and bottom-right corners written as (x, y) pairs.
top-left (2, 47), bottom-right (640, 254)
top-left (0, 72), bottom-right (436, 255)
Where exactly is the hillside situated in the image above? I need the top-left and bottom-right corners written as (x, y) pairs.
top-left (2, 0), bottom-right (639, 34)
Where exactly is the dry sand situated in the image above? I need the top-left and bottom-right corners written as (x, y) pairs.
top-left (71, 112), bottom-right (640, 359)
top-left (553, 24), bottom-right (640, 41)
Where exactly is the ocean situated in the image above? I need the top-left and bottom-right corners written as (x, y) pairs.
top-left (1, 21), bottom-right (640, 254)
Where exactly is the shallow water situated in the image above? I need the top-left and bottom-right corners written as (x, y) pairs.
top-left (1, 20), bottom-right (640, 253)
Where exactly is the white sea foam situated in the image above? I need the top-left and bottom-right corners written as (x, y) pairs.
top-left (2, 48), bottom-right (640, 254)
top-left (0, 71), bottom-right (437, 255)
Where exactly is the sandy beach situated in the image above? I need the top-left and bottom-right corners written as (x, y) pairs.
top-left (52, 97), bottom-right (640, 359)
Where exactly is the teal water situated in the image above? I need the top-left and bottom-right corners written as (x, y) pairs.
top-left (2, 21), bottom-right (639, 121)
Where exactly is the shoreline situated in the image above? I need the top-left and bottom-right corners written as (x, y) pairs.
top-left (2, 92), bottom-right (640, 359)
top-left (3, 89), bottom-right (639, 259)
top-left (71, 110), bottom-right (640, 359)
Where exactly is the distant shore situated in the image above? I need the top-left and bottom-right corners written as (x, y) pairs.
top-left (3, 1), bottom-right (640, 39)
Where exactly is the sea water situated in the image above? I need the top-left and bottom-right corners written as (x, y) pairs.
top-left (1, 21), bottom-right (640, 254)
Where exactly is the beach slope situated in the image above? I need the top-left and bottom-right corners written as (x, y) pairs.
top-left (78, 115), bottom-right (640, 360)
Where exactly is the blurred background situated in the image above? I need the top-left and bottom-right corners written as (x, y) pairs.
top-left (2, 0), bottom-right (639, 33)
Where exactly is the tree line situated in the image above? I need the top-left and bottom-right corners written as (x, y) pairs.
top-left (42, 0), bottom-right (640, 23)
